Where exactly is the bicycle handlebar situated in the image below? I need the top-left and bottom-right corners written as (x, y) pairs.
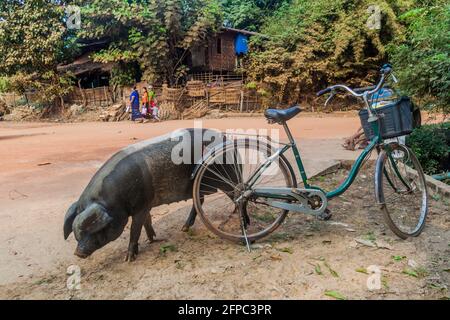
top-left (316, 87), bottom-right (332, 97)
top-left (317, 64), bottom-right (395, 102)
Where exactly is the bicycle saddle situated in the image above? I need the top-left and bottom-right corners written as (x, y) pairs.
top-left (264, 106), bottom-right (302, 124)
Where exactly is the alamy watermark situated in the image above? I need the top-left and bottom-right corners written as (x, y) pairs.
top-left (367, 5), bottom-right (382, 30)
top-left (366, 265), bottom-right (382, 291)
top-left (66, 265), bottom-right (81, 291)
top-left (66, 5), bottom-right (81, 30)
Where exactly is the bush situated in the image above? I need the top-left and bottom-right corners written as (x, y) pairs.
top-left (406, 122), bottom-right (450, 175)
top-left (0, 76), bottom-right (10, 93)
top-left (246, 0), bottom-right (404, 104)
top-left (388, 2), bottom-right (450, 115)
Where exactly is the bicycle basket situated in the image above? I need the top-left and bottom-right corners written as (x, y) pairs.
top-left (359, 96), bottom-right (414, 140)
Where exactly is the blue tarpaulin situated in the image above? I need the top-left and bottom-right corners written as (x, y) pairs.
top-left (235, 34), bottom-right (249, 55)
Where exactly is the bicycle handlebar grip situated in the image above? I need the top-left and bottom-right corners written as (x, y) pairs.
top-left (317, 88), bottom-right (332, 97)
top-left (380, 63), bottom-right (393, 75)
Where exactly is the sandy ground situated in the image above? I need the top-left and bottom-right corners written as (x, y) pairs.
top-left (0, 113), bottom-right (448, 300)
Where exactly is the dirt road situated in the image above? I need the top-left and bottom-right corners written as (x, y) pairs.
top-left (0, 114), bottom-right (448, 300)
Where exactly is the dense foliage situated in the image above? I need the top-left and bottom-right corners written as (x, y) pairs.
top-left (78, 0), bottom-right (222, 85)
top-left (221, 0), bottom-right (289, 31)
top-left (0, 0), bottom-right (75, 106)
top-left (407, 122), bottom-right (450, 175)
top-left (0, 0), bottom-right (447, 115)
top-left (388, 1), bottom-right (449, 115)
top-left (245, 0), bottom-right (405, 103)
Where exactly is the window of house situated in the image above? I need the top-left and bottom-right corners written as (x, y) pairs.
top-left (217, 37), bottom-right (222, 54)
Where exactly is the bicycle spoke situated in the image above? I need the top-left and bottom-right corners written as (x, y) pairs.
top-left (203, 165), bottom-right (238, 190)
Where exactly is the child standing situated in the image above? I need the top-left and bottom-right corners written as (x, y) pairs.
top-left (148, 85), bottom-right (161, 121)
top-left (141, 87), bottom-right (150, 118)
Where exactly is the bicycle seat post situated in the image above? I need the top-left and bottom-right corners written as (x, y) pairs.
top-left (283, 122), bottom-right (296, 145)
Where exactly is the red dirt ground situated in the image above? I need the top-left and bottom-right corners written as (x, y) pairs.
top-left (0, 113), bottom-right (448, 300)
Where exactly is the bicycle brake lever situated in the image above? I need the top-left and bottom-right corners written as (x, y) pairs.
top-left (391, 73), bottom-right (399, 84)
top-left (325, 91), bottom-right (336, 107)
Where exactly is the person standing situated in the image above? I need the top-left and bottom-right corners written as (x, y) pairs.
top-left (148, 85), bottom-right (160, 121)
top-left (129, 86), bottom-right (142, 122)
top-left (141, 87), bottom-right (150, 118)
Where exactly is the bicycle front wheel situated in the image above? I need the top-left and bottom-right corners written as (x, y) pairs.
top-left (375, 143), bottom-right (429, 239)
top-left (193, 140), bottom-right (297, 243)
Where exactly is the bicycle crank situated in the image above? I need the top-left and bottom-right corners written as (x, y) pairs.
top-left (253, 187), bottom-right (328, 216)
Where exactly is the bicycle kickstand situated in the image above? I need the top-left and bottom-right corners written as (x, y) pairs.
top-left (238, 202), bottom-right (252, 252)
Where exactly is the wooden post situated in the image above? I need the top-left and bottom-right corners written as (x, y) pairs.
top-left (239, 90), bottom-right (244, 113)
top-left (103, 86), bottom-right (108, 106)
top-left (78, 79), bottom-right (87, 107)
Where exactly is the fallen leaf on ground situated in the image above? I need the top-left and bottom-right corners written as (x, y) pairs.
top-left (329, 222), bottom-right (350, 228)
top-left (354, 238), bottom-right (376, 248)
top-left (159, 244), bottom-right (177, 255)
top-left (37, 162), bottom-right (51, 166)
top-left (375, 240), bottom-right (393, 250)
top-left (277, 247), bottom-right (294, 254)
top-left (356, 267), bottom-right (368, 274)
top-left (402, 268), bottom-right (419, 278)
top-left (392, 255), bottom-right (407, 262)
top-left (324, 261), bottom-right (339, 278)
top-left (315, 264), bottom-right (323, 275)
top-left (8, 190), bottom-right (28, 200)
top-left (325, 290), bottom-right (346, 300)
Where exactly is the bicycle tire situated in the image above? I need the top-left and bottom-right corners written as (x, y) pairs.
top-left (375, 143), bottom-right (429, 239)
top-left (193, 139), bottom-right (297, 243)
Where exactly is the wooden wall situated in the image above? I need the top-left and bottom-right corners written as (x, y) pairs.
top-left (208, 32), bottom-right (237, 72)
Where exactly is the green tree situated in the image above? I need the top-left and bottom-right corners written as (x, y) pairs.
top-left (246, 0), bottom-right (404, 104)
top-left (79, 0), bottom-right (222, 85)
top-left (221, 0), bottom-right (288, 31)
top-left (0, 0), bottom-right (75, 108)
top-left (389, 1), bottom-right (449, 115)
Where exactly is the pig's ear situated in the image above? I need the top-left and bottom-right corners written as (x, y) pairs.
top-left (74, 204), bottom-right (113, 235)
top-left (64, 202), bottom-right (79, 240)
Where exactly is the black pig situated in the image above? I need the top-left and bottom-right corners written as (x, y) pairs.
top-left (63, 128), bottom-right (233, 262)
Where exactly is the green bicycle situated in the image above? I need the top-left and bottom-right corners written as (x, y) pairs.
top-left (192, 65), bottom-right (429, 248)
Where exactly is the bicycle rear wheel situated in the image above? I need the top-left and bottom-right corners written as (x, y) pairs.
top-left (375, 143), bottom-right (428, 239)
top-left (193, 140), bottom-right (297, 243)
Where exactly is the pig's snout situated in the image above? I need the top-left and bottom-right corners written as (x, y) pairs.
top-left (74, 247), bottom-right (91, 259)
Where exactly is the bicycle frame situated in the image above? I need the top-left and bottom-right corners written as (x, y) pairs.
top-left (248, 119), bottom-right (382, 202)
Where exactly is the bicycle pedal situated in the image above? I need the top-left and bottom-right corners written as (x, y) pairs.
top-left (317, 209), bottom-right (332, 221)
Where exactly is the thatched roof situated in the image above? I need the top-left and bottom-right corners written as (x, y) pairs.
top-left (58, 53), bottom-right (114, 76)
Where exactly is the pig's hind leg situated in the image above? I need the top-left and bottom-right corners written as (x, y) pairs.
top-left (182, 206), bottom-right (197, 232)
top-left (182, 197), bottom-right (204, 232)
top-left (144, 214), bottom-right (156, 242)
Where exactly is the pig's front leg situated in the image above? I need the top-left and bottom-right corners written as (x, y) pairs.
top-left (125, 213), bottom-right (146, 262)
